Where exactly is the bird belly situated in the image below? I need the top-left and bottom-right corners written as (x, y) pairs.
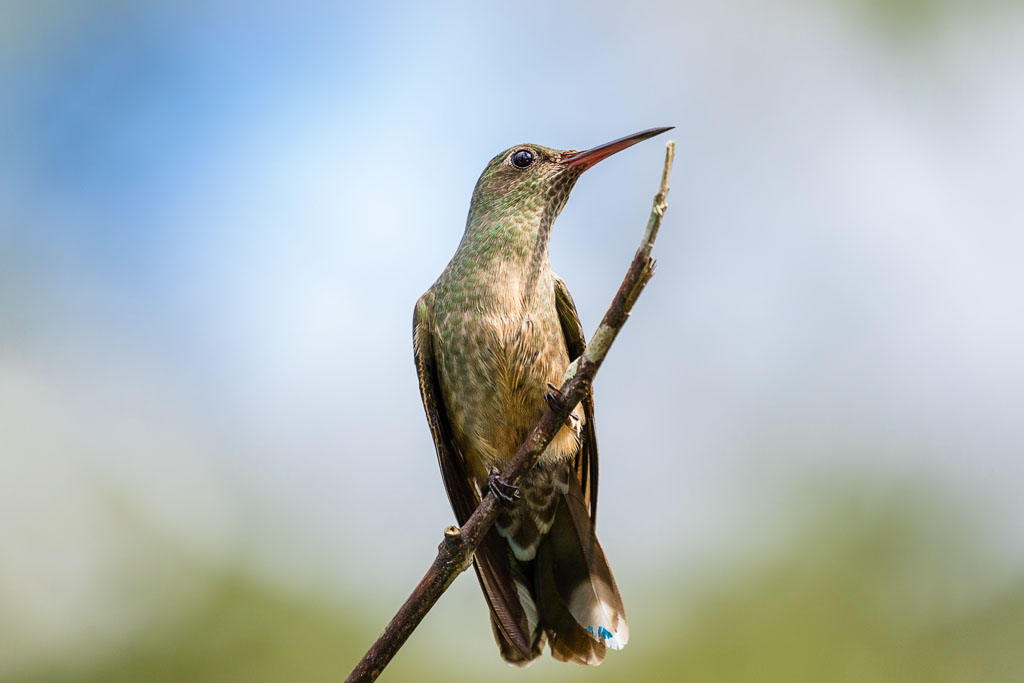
top-left (437, 308), bottom-right (582, 489)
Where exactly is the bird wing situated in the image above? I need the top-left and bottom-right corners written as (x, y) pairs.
top-left (552, 275), bottom-right (599, 525)
top-left (412, 294), bottom-right (537, 662)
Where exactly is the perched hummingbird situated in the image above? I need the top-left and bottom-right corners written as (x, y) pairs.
top-left (413, 127), bottom-right (672, 666)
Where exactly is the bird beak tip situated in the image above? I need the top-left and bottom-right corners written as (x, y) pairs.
top-left (560, 126), bottom-right (674, 169)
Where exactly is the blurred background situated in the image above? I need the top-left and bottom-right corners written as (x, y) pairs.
top-left (2, 0), bottom-right (1022, 681)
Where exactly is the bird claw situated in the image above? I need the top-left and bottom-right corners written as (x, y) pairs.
top-left (488, 468), bottom-right (520, 505)
top-left (545, 382), bottom-right (563, 412)
top-left (546, 383), bottom-right (577, 427)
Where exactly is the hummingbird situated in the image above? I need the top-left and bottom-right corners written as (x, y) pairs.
top-left (413, 127), bottom-right (672, 666)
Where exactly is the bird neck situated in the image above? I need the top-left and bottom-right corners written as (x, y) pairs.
top-left (433, 200), bottom-right (557, 314)
top-left (455, 200), bottom-right (555, 279)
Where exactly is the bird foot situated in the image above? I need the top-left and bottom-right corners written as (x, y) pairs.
top-left (546, 383), bottom-right (578, 428)
top-left (488, 468), bottom-right (521, 505)
top-left (544, 382), bottom-right (563, 411)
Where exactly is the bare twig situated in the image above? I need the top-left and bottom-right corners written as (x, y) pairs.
top-left (346, 141), bottom-right (675, 683)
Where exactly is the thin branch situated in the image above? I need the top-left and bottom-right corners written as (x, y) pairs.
top-left (346, 141), bottom-right (676, 683)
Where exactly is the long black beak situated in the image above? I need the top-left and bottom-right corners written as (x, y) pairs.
top-left (559, 126), bottom-right (673, 169)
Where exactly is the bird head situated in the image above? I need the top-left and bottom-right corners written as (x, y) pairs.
top-left (467, 127), bottom-right (673, 228)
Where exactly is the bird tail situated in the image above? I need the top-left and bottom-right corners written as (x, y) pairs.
top-left (480, 471), bottom-right (627, 666)
top-left (532, 480), bottom-right (628, 665)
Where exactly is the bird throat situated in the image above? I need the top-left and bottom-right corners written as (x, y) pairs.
top-left (452, 170), bottom-right (583, 310)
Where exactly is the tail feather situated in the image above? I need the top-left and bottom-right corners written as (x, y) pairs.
top-left (472, 528), bottom-right (537, 662)
top-left (487, 468), bottom-right (627, 666)
top-left (490, 612), bottom-right (544, 667)
top-left (544, 487), bottom-right (629, 651)
top-left (535, 537), bottom-right (608, 665)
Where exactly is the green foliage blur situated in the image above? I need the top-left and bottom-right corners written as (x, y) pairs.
top-left (8, 486), bottom-right (1022, 683)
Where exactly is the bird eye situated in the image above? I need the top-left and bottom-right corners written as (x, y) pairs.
top-left (510, 149), bottom-right (535, 169)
